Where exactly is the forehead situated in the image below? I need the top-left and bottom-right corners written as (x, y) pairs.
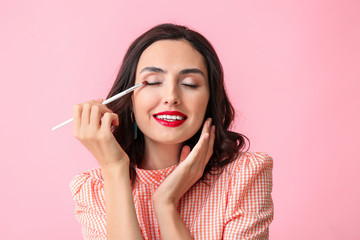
top-left (136, 39), bottom-right (207, 76)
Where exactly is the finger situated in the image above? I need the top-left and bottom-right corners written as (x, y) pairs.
top-left (89, 104), bottom-right (101, 129)
top-left (112, 115), bottom-right (119, 126)
top-left (81, 102), bottom-right (92, 126)
top-left (81, 100), bottom-right (108, 126)
top-left (73, 104), bottom-right (82, 134)
top-left (202, 132), bottom-right (210, 153)
top-left (183, 119), bottom-right (212, 163)
top-left (200, 118), bottom-right (212, 137)
top-left (189, 131), bottom-right (210, 163)
top-left (190, 118), bottom-right (210, 152)
top-left (179, 145), bottom-right (191, 163)
top-left (100, 112), bottom-right (119, 131)
top-left (90, 104), bottom-right (113, 127)
top-left (206, 125), bottom-right (216, 160)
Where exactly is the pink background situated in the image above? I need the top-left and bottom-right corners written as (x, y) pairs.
top-left (1, 0), bottom-right (359, 239)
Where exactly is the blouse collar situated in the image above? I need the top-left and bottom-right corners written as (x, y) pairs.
top-left (135, 164), bottom-right (178, 185)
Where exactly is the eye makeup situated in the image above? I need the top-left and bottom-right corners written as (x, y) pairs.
top-left (142, 73), bottom-right (202, 87)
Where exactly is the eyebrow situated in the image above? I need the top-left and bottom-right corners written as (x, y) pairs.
top-left (179, 68), bottom-right (205, 77)
top-left (139, 66), bottom-right (205, 77)
top-left (140, 66), bottom-right (166, 74)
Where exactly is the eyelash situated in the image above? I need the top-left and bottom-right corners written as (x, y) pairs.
top-left (182, 83), bottom-right (198, 88)
top-left (146, 82), bottom-right (161, 86)
top-left (146, 82), bottom-right (198, 88)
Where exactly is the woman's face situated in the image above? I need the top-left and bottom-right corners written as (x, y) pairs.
top-left (132, 39), bottom-right (210, 145)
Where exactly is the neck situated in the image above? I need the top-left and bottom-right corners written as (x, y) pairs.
top-left (140, 139), bottom-right (182, 170)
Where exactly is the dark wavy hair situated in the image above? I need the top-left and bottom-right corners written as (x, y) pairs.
top-left (106, 23), bottom-right (249, 182)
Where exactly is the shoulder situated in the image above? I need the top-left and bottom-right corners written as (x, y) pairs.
top-left (69, 168), bottom-right (107, 236)
top-left (223, 152), bottom-right (273, 177)
top-left (70, 168), bottom-right (104, 200)
top-left (221, 152), bottom-right (274, 237)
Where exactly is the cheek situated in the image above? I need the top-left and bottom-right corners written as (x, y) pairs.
top-left (133, 91), bottom-right (158, 116)
top-left (186, 92), bottom-right (209, 115)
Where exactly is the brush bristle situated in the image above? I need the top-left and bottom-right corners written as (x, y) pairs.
top-left (142, 80), bottom-right (148, 85)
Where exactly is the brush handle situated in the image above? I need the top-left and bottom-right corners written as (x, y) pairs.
top-left (51, 82), bottom-right (144, 131)
top-left (51, 118), bottom-right (74, 131)
top-left (101, 83), bottom-right (143, 105)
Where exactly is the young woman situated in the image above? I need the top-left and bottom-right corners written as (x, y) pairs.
top-left (70, 23), bottom-right (273, 239)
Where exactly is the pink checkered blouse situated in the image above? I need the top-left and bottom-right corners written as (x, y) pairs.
top-left (70, 152), bottom-right (273, 239)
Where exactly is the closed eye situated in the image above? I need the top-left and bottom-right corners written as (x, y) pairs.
top-left (146, 82), bottom-right (162, 86)
top-left (146, 82), bottom-right (198, 88)
top-left (182, 83), bottom-right (198, 88)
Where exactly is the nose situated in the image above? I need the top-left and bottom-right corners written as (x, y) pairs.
top-left (162, 82), bottom-right (181, 106)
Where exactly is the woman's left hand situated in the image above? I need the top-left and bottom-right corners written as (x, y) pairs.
top-left (152, 118), bottom-right (215, 208)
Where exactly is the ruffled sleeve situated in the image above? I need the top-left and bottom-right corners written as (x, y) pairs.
top-left (223, 152), bottom-right (274, 240)
top-left (70, 168), bottom-right (107, 240)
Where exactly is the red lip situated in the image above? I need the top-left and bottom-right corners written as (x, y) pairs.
top-left (153, 111), bottom-right (187, 127)
top-left (154, 111), bottom-right (187, 117)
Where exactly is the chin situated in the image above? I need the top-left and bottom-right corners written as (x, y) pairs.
top-left (148, 132), bottom-right (196, 145)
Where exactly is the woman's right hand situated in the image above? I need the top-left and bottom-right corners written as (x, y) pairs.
top-left (73, 99), bottom-right (129, 170)
top-left (74, 100), bottom-right (142, 239)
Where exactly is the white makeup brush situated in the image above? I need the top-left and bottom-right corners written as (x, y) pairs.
top-left (51, 81), bottom-right (148, 131)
